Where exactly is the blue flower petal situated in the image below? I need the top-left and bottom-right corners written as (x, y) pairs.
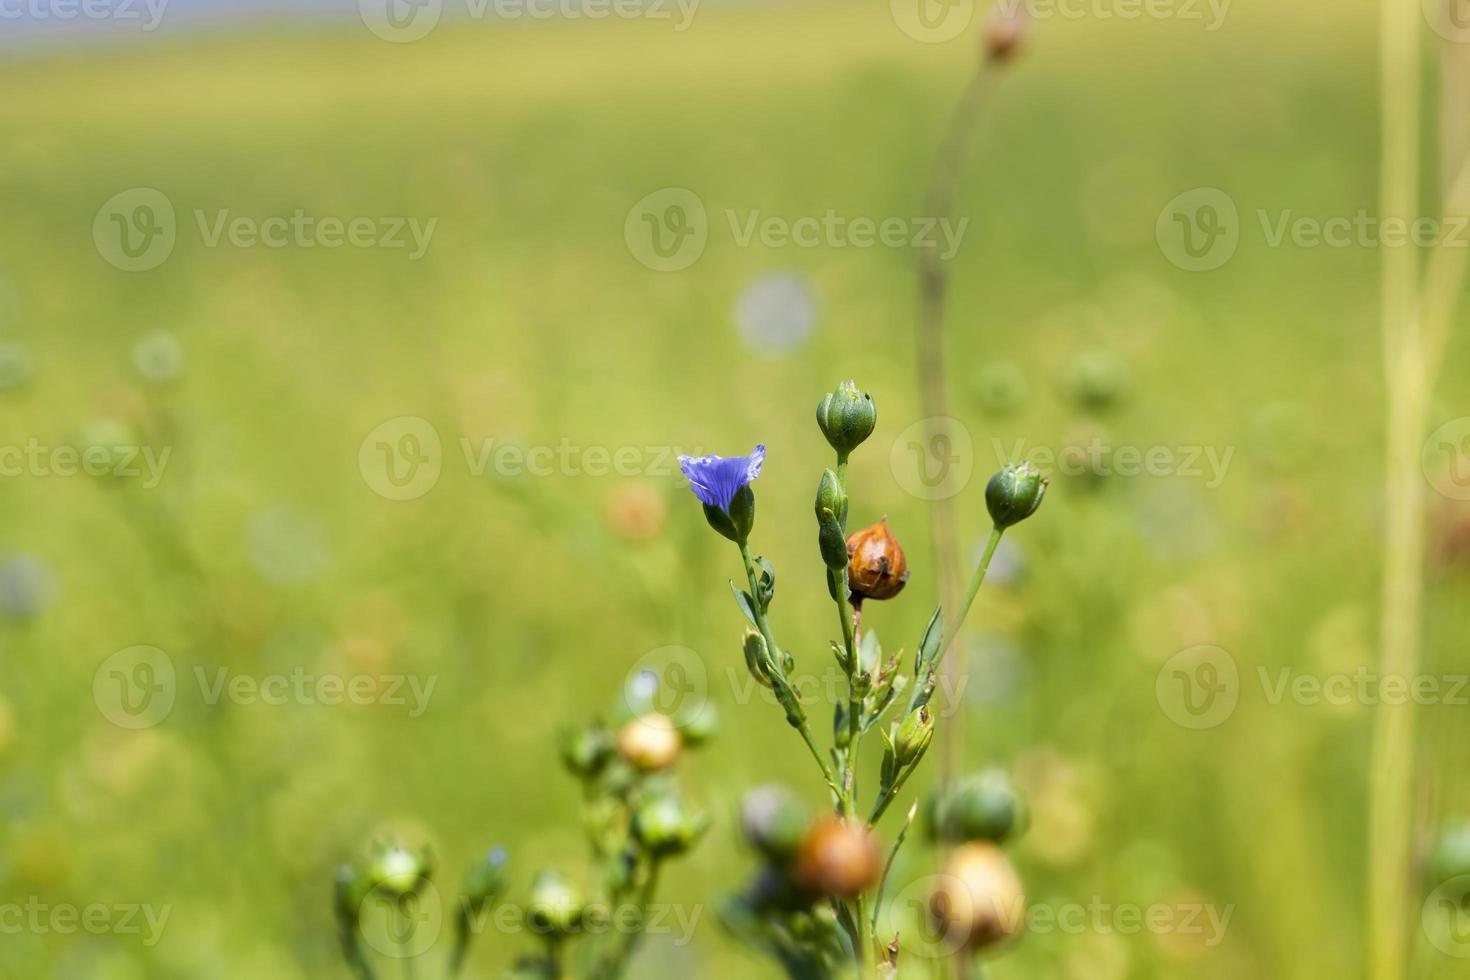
top-left (679, 444), bottom-right (765, 511)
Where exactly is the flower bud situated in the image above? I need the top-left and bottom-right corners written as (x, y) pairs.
top-left (928, 842), bottom-right (1025, 951)
top-left (364, 841), bottom-right (433, 899)
top-left (985, 462), bottom-right (1047, 529)
top-left (740, 785), bottom-right (810, 862)
top-left (743, 630), bottom-right (775, 688)
top-left (928, 770), bottom-right (1027, 845)
top-left (617, 713), bottom-right (682, 773)
top-left (1062, 349), bottom-right (1128, 412)
top-left (464, 846), bottom-right (509, 911)
top-left (561, 724), bottom-right (614, 778)
top-left (846, 519), bottom-right (910, 601)
top-left (894, 706), bottom-right (934, 767)
top-left (680, 703), bottom-right (719, 747)
top-left (527, 870), bottom-right (586, 936)
top-left (633, 793), bottom-right (709, 857)
top-left (815, 380), bottom-right (877, 457)
top-left (791, 817), bottom-right (882, 898)
top-left (815, 469), bottom-right (850, 571)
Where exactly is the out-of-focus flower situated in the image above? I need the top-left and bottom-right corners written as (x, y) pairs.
top-left (617, 713), bottom-right (682, 772)
top-left (248, 507), bottom-right (329, 584)
top-left (561, 723), bottom-right (614, 778)
top-left (927, 770), bottom-right (1027, 845)
top-left (0, 554), bottom-right (54, 619)
top-left (527, 870), bottom-right (586, 936)
top-left (633, 793), bottom-right (709, 857)
top-left (604, 482), bottom-right (666, 542)
top-left (791, 817), bottom-right (881, 898)
top-left (1016, 749), bottom-right (1098, 868)
top-left (1061, 349), bottom-right (1129, 412)
top-left (735, 271), bottom-right (816, 357)
top-left (679, 445), bottom-right (763, 543)
top-left (132, 330), bottom-right (185, 384)
top-left (973, 361), bottom-right (1029, 417)
top-left (741, 785), bottom-right (810, 861)
top-left (364, 841), bottom-right (433, 899)
top-left (75, 418), bottom-right (139, 476)
top-left (928, 842), bottom-right (1025, 951)
top-left (846, 518), bottom-right (910, 601)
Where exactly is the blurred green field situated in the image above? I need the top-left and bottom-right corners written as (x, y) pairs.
top-left (1, 0), bottom-right (1467, 977)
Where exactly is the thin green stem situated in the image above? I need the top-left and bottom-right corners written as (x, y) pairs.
top-left (947, 527), bottom-right (1003, 646)
top-left (738, 542), bottom-right (838, 793)
top-left (828, 453), bottom-right (864, 818)
top-left (855, 893), bottom-right (873, 977)
top-left (871, 802), bottom-right (919, 935)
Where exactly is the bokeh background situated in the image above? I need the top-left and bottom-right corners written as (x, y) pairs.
top-left (2, 0), bottom-right (1468, 976)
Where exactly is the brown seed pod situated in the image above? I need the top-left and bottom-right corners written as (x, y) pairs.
top-left (928, 842), bottom-right (1026, 952)
top-left (846, 518), bottom-right (910, 602)
top-left (791, 817), bottom-right (882, 898)
top-left (616, 713), bottom-right (682, 773)
top-left (982, 7), bottom-right (1030, 64)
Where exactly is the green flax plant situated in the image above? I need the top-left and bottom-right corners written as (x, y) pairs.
top-left (677, 382), bottom-right (1046, 978)
top-left (332, 694), bottom-right (710, 980)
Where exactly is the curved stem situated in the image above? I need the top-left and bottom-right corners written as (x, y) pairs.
top-left (738, 542), bottom-right (838, 795)
top-left (916, 63), bottom-right (1000, 787)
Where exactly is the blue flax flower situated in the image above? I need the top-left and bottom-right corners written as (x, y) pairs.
top-left (679, 445), bottom-right (765, 543)
top-left (679, 445), bottom-right (765, 511)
